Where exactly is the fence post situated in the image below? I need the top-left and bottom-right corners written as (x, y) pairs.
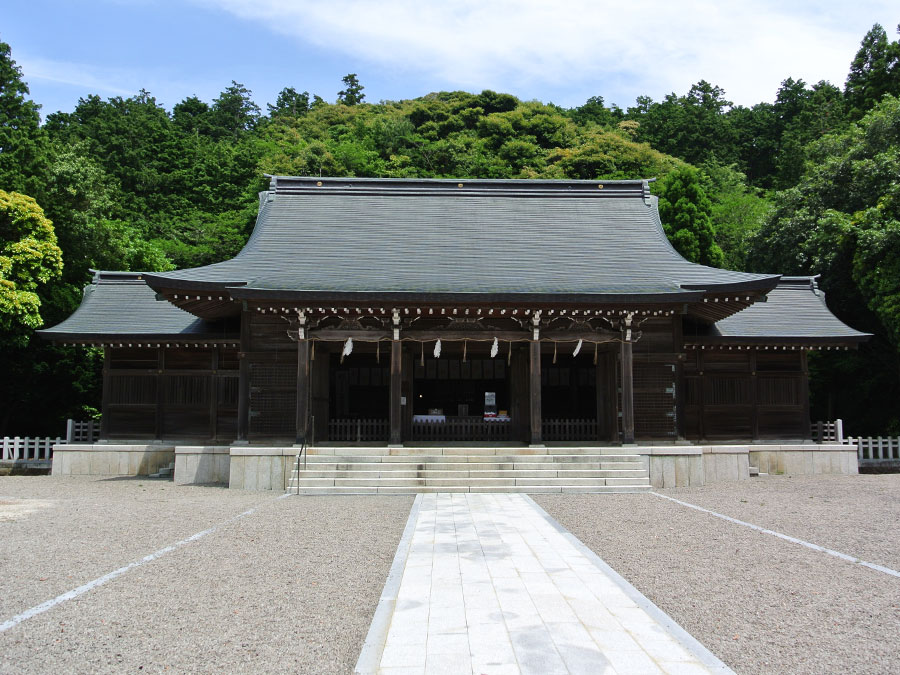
top-left (66, 419), bottom-right (74, 443)
top-left (836, 419), bottom-right (844, 444)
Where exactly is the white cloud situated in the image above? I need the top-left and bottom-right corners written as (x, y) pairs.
top-left (190, 0), bottom-right (899, 106)
top-left (18, 57), bottom-right (136, 97)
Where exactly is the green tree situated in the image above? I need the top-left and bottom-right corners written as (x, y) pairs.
top-left (0, 191), bottom-right (62, 340)
top-left (657, 166), bottom-right (724, 266)
top-left (627, 81), bottom-right (738, 166)
top-left (845, 23), bottom-right (900, 119)
top-left (268, 87), bottom-right (311, 117)
top-left (209, 81), bottom-right (261, 140)
top-left (748, 95), bottom-right (900, 432)
top-left (337, 73), bottom-right (365, 106)
top-left (0, 39), bottom-right (46, 194)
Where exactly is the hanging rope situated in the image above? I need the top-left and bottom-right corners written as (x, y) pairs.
top-left (553, 342), bottom-right (557, 364)
top-left (593, 341), bottom-right (598, 365)
top-left (311, 340), bottom-right (315, 361)
top-left (376, 340), bottom-right (380, 364)
top-left (434, 339), bottom-right (442, 358)
top-left (507, 341), bottom-right (512, 365)
top-left (490, 337), bottom-right (499, 358)
top-left (462, 339), bottom-right (467, 363)
top-left (573, 339), bottom-right (583, 357)
top-left (420, 341), bottom-right (425, 366)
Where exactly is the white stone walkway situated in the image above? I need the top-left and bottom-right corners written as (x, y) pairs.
top-left (357, 493), bottom-right (732, 675)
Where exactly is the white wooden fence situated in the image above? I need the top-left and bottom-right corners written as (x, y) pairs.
top-left (814, 419), bottom-right (899, 466)
top-left (1, 437), bottom-right (60, 462)
top-left (850, 436), bottom-right (900, 464)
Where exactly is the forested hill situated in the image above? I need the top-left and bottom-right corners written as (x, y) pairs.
top-left (1, 23), bottom-right (899, 436)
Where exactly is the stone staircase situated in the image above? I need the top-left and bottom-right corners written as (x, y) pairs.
top-left (149, 461), bottom-right (175, 479)
top-left (286, 447), bottom-right (650, 495)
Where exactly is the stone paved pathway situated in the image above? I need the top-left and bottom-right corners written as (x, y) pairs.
top-left (361, 492), bottom-right (732, 675)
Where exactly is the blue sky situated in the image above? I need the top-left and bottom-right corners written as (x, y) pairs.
top-left (4, 0), bottom-right (898, 119)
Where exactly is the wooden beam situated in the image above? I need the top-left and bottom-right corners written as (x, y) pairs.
top-left (390, 339), bottom-right (402, 444)
top-left (295, 337), bottom-right (310, 444)
top-left (530, 339), bottom-right (542, 444)
top-left (620, 339), bottom-right (635, 444)
top-left (311, 329), bottom-right (391, 342)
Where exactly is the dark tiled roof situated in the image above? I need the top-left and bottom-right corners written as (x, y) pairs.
top-left (696, 278), bottom-right (871, 345)
top-left (144, 176), bottom-right (779, 299)
top-left (38, 272), bottom-right (236, 341)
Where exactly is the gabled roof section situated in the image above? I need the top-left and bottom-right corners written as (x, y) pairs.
top-left (144, 176), bottom-right (779, 317)
top-left (38, 271), bottom-right (237, 343)
top-left (687, 277), bottom-right (871, 347)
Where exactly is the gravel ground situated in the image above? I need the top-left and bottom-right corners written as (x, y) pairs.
top-left (0, 476), bottom-right (413, 674)
top-left (536, 474), bottom-right (900, 675)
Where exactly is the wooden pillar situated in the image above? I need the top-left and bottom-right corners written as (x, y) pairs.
top-left (673, 316), bottom-right (686, 440)
top-left (801, 350), bottom-right (812, 439)
top-left (620, 336), bottom-right (635, 444)
top-left (210, 346), bottom-right (219, 441)
top-left (155, 347), bottom-right (164, 440)
top-left (750, 350), bottom-right (759, 440)
top-left (390, 340), bottom-right (402, 444)
top-left (237, 306), bottom-right (251, 441)
top-left (295, 324), bottom-right (310, 445)
top-left (530, 338), bottom-right (542, 445)
top-left (100, 348), bottom-right (110, 440)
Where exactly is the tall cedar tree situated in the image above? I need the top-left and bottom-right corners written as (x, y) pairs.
top-left (0, 40), bottom-right (46, 194)
top-left (657, 166), bottom-right (724, 267)
top-left (845, 23), bottom-right (900, 120)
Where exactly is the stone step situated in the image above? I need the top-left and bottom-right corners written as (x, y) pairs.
top-left (149, 462), bottom-right (175, 479)
top-left (290, 476), bottom-right (650, 488)
top-left (291, 469), bottom-right (649, 480)
top-left (288, 485), bottom-right (652, 495)
top-left (305, 447), bottom-right (645, 457)
top-left (294, 461), bottom-right (642, 472)
top-left (301, 454), bottom-right (645, 465)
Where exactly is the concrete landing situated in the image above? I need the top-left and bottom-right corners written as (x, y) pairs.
top-left (356, 493), bottom-right (732, 675)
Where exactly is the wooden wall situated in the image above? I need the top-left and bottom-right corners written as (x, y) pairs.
top-left (103, 346), bottom-right (238, 441)
top-left (683, 350), bottom-right (809, 440)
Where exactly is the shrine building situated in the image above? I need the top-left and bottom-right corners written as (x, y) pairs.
top-left (40, 177), bottom-right (868, 490)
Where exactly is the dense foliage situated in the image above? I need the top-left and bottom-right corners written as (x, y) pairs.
top-left (1, 21), bottom-right (899, 435)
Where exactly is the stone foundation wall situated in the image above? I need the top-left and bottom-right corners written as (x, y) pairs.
top-left (228, 447), bottom-right (296, 491)
top-left (51, 444), bottom-right (175, 476)
top-left (174, 446), bottom-right (231, 485)
top-left (647, 443), bottom-right (857, 488)
top-left (749, 444), bottom-right (858, 476)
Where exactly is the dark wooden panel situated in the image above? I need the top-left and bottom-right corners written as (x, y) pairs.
top-left (756, 376), bottom-right (801, 406)
top-left (704, 406), bottom-right (753, 437)
top-left (702, 353), bottom-right (751, 372)
top-left (758, 409), bottom-right (806, 437)
top-left (634, 318), bottom-right (675, 353)
top-left (109, 348), bottom-right (158, 369)
top-left (108, 374), bottom-right (157, 405)
top-left (634, 361), bottom-right (676, 439)
top-left (164, 349), bottom-right (214, 370)
top-left (756, 352), bottom-right (802, 372)
top-left (106, 407), bottom-right (157, 436)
